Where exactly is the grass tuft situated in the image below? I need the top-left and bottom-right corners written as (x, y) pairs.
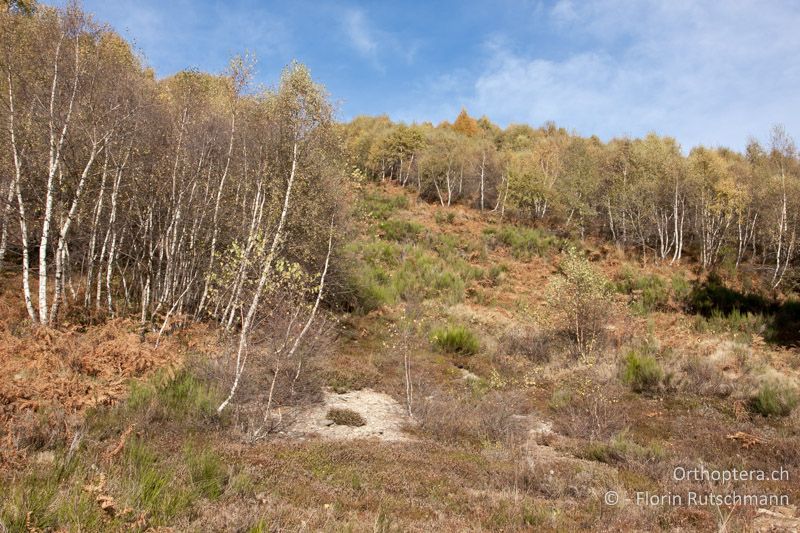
top-left (749, 381), bottom-right (798, 417)
top-left (378, 219), bottom-right (424, 242)
top-left (615, 267), bottom-right (670, 313)
top-left (621, 348), bottom-right (664, 394)
top-left (582, 430), bottom-right (664, 464)
top-left (434, 211), bottom-right (456, 225)
top-left (360, 191), bottom-right (409, 220)
top-left (431, 325), bottom-right (479, 355)
top-left (185, 446), bottom-right (228, 500)
top-left (123, 437), bottom-right (194, 524)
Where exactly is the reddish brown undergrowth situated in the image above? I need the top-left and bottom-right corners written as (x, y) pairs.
top-left (0, 277), bottom-right (215, 469)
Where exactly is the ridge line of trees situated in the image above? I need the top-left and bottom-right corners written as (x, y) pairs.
top-left (344, 110), bottom-right (799, 290)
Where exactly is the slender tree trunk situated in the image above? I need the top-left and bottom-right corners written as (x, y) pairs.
top-left (607, 196), bottom-right (617, 242)
top-left (670, 179), bottom-right (681, 264)
top-left (6, 67), bottom-right (36, 322)
top-left (39, 35), bottom-right (80, 325)
top-left (49, 142), bottom-right (101, 323)
top-left (85, 152), bottom-right (109, 306)
top-left (15, 170), bottom-right (35, 322)
top-left (198, 113), bottom-right (236, 315)
top-left (499, 173), bottom-right (509, 221)
top-left (479, 151), bottom-right (486, 212)
top-left (0, 174), bottom-right (14, 270)
top-left (218, 142), bottom-right (299, 413)
top-left (772, 171), bottom-right (788, 286)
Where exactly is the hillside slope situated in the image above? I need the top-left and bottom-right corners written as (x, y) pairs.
top-left (2, 183), bottom-right (799, 532)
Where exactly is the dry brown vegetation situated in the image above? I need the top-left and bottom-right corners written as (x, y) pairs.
top-left (5, 182), bottom-right (799, 531)
top-left (1, 4), bottom-right (799, 530)
top-left (0, 273), bottom-right (220, 468)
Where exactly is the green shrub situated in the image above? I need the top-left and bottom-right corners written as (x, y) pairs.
top-left (431, 325), bottom-right (480, 355)
top-left (488, 264), bottom-right (508, 286)
top-left (749, 381), bottom-right (798, 417)
top-left (485, 225), bottom-right (558, 260)
top-left (423, 234), bottom-right (483, 283)
top-left (687, 275), bottom-right (800, 346)
top-left (348, 263), bottom-right (395, 313)
top-left (453, 259), bottom-right (485, 284)
top-left (615, 268), bottom-right (669, 313)
top-left (158, 373), bottom-right (219, 420)
top-left (378, 219), bottom-right (424, 241)
top-left (0, 459), bottom-right (94, 531)
top-left (427, 232), bottom-right (466, 257)
top-left (327, 408), bottom-right (367, 426)
top-left (112, 371), bottom-right (220, 427)
top-left (348, 239), bottom-right (472, 311)
top-left (359, 239), bottom-right (402, 266)
top-left (434, 211), bottom-right (456, 224)
top-left (622, 349), bottom-right (664, 394)
top-left (693, 309), bottom-right (768, 342)
top-left (671, 273), bottom-right (692, 305)
top-left (546, 249), bottom-right (611, 359)
top-left (548, 389), bottom-right (573, 410)
top-left (360, 191), bottom-right (408, 220)
top-left (393, 249), bottom-right (466, 304)
top-left (582, 430), bottom-right (663, 464)
top-left (342, 240), bottom-right (402, 313)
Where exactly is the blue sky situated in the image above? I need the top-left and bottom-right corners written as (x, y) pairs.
top-left (52, 0), bottom-right (800, 151)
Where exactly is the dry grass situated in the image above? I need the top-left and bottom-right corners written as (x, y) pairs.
top-left (2, 184), bottom-right (800, 531)
top-left (498, 324), bottom-right (557, 363)
top-left (415, 387), bottom-right (532, 445)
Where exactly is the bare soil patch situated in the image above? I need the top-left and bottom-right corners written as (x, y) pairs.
top-left (287, 388), bottom-right (413, 441)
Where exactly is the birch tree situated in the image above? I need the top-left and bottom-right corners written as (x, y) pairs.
top-left (217, 63), bottom-right (342, 412)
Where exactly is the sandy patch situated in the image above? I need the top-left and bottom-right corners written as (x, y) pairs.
top-left (288, 388), bottom-right (413, 441)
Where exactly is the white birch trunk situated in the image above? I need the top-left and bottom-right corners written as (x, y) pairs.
top-left (217, 142), bottom-right (299, 413)
top-left (39, 35), bottom-right (80, 325)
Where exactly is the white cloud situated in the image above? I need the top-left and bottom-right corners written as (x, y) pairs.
top-left (339, 7), bottom-right (420, 72)
top-left (343, 9), bottom-right (378, 58)
top-left (550, 0), bottom-right (577, 24)
top-left (468, 0), bottom-right (800, 150)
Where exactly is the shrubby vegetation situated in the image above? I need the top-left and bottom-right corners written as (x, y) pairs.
top-left (749, 380), bottom-right (798, 417)
top-left (378, 219), bottom-right (424, 242)
top-left (546, 249), bottom-right (612, 359)
top-left (326, 408), bottom-right (367, 426)
top-left (484, 225), bottom-right (559, 260)
top-left (434, 211), bottom-right (456, 225)
top-left (582, 429), bottom-right (664, 465)
top-left (0, 3), bottom-right (351, 417)
top-left (689, 275), bottom-right (800, 345)
top-left (343, 110), bottom-right (800, 290)
top-left (499, 325), bottom-right (552, 363)
top-left (430, 324), bottom-right (480, 355)
top-left (1, 5), bottom-right (348, 331)
top-left (621, 347), bottom-right (665, 394)
top-left (2, 3), bottom-right (800, 532)
top-left (614, 268), bottom-right (670, 313)
top-left (359, 190), bottom-right (409, 220)
top-left (344, 239), bottom-right (471, 312)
